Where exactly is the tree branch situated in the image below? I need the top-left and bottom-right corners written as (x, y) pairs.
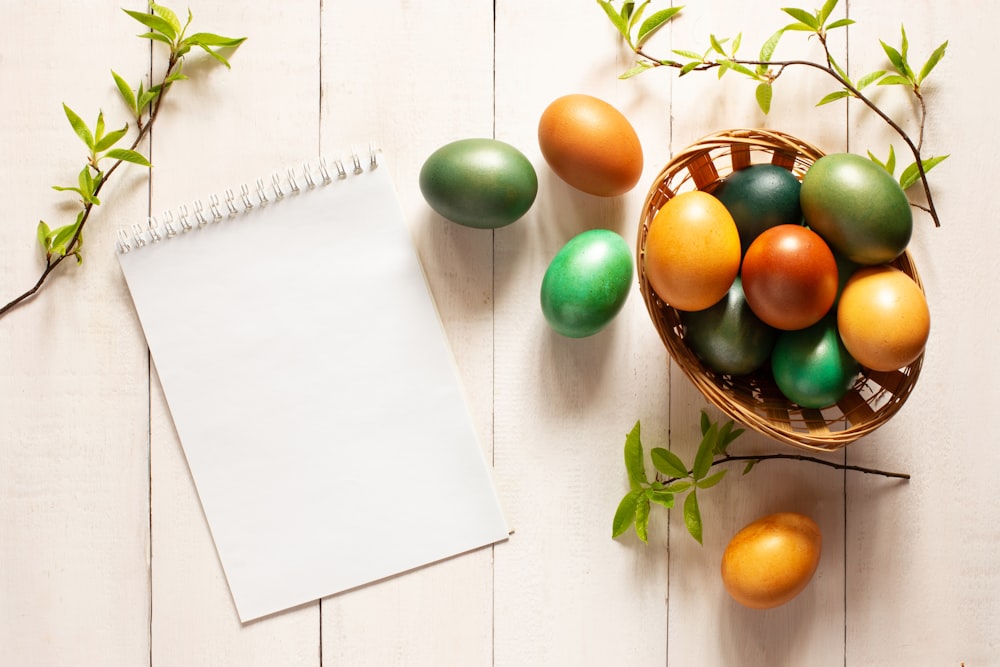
top-left (633, 49), bottom-right (941, 228)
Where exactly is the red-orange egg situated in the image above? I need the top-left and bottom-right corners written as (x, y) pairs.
top-left (740, 224), bottom-right (838, 330)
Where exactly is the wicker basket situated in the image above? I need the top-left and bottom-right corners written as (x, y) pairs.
top-left (637, 128), bottom-right (924, 452)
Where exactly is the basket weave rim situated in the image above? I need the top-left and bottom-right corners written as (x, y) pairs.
top-left (637, 128), bottom-right (924, 452)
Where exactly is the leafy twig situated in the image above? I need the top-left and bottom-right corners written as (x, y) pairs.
top-left (612, 411), bottom-right (909, 544)
top-left (0, 2), bottom-right (245, 320)
top-left (598, 0), bottom-right (948, 227)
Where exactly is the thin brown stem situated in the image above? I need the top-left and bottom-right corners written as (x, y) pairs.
top-left (0, 54), bottom-right (179, 320)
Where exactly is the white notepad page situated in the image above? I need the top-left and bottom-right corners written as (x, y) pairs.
top-left (118, 156), bottom-right (509, 622)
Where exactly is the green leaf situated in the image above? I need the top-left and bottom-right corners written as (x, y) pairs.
top-left (637, 6), bottom-right (682, 47)
top-left (719, 59), bottom-right (757, 79)
top-left (899, 155), bottom-right (948, 190)
top-left (663, 480), bottom-right (693, 493)
top-left (817, 0), bottom-right (838, 26)
top-left (816, 89), bottom-right (851, 106)
top-left (756, 82), bottom-right (773, 114)
top-left (620, 63), bottom-right (653, 79)
top-left (627, 1), bottom-right (648, 32)
top-left (719, 422), bottom-right (745, 452)
top-left (634, 495), bottom-right (651, 542)
top-left (193, 43), bottom-right (235, 68)
top-left (683, 489), bottom-right (703, 544)
top-left (95, 111), bottom-right (106, 143)
top-left (598, 0), bottom-right (630, 43)
top-left (37, 220), bottom-right (51, 252)
top-left (623, 421), bottom-right (646, 491)
top-left (673, 49), bottom-right (703, 60)
top-left (150, 1), bottom-right (182, 33)
top-left (123, 8), bottom-right (177, 41)
top-left (95, 124), bottom-right (129, 152)
top-left (138, 31), bottom-right (175, 46)
top-left (877, 74), bottom-right (913, 87)
top-left (758, 27), bottom-right (784, 71)
top-left (783, 21), bottom-right (816, 32)
top-left (51, 185), bottom-right (85, 197)
top-left (612, 489), bottom-right (643, 538)
top-left (742, 459), bottom-right (759, 475)
top-left (856, 69), bottom-right (887, 90)
top-left (691, 422), bottom-right (717, 481)
top-left (105, 148), bottom-right (152, 167)
top-left (700, 410), bottom-right (711, 436)
top-left (49, 221), bottom-right (80, 256)
top-left (184, 32), bottom-right (248, 48)
top-left (867, 144), bottom-right (896, 175)
top-left (63, 103), bottom-right (95, 150)
top-left (880, 40), bottom-right (908, 78)
top-left (137, 88), bottom-right (159, 113)
top-left (696, 469), bottom-right (727, 489)
top-left (709, 33), bottom-right (727, 56)
top-left (647, 489), bottom-right (675, 509)
top-left (679, 61), bottom-right (701, 76)
top-left (111, 70), bottom-right (138, 114)
top-left (651, 447), bottom-right (688, 479)
top-left (918, 40), bottom-right (948, 85)
top-left (824, 17), bottom-right (854, 30)
top-left (620, 1), bottom-right (634, 21)
top-left (781, 7), bottom-right (820, 31)
top-left (78, 166), bottom-right (95, 197)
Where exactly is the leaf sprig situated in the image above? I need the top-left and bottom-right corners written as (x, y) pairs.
top-left (612, 411), bottom-right (910, 545)
top-left (1, 2), bottom-right (246, 320)
top-left (597, 0), bottom-right (948, 227)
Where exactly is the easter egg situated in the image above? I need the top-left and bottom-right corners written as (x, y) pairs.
top-left (540, 229), bottom-right (633, 338)
top-left (800, 152), bottom-right (912, 265)
top-left (740, 224), bottom-right (839, 331)
top-left (643, 191), bottom-right (741, 312)
top-left (680, 277), bottom-right (777, 376)
top-left (837, 265), bottom-right (930, 371)
top-left (771, 315), bottom-right (860, 408)
top-left (419, 138), bottom-right (537, 229)
top-left (714, 163), bottom-right (803, 253)
top-left (721, 512), bottom-right (822, 610)
top-left (538, 94), bottom-right (643, 197)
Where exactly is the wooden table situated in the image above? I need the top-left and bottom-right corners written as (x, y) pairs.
top-left (2, 1), bottom-right (995, 664)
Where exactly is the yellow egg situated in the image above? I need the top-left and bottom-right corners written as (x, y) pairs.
top-left (537, 94), bottom-right (643, 197)
top-left (643, 190), bottom-right (741, 312)
top-left (721, 512), bottom-right (822, 610)
top-left (837, 265), bottom-right (930, 371)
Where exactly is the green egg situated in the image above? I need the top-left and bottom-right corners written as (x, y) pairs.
top-left (771, 314), bottom-right (861, 409)
top-left (680, 277), bottom-right (777, 376)
top-left (800, 152), bottom-right (912, 265)
top-left (714, 164), bottom-right (803, 254)
top-left (540, 229), bottom-right (633, 338)
top-left (419, 138), bottom-right (538, 229)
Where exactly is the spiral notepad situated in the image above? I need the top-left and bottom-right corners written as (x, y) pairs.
top-left (117, 146), bottom-right (509, 622)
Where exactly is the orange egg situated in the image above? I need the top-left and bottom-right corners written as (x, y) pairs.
top-left (836, 265), bottom-right (930, 371)
top-left (537, 94), bottom-right (643, 197)
top-left (643, 191), bottom-right (741, 312)
top-left (721, 512), bottom-right (822, 610)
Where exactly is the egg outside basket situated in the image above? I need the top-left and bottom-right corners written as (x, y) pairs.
top-left (637, 128), bottom-right (924, 452)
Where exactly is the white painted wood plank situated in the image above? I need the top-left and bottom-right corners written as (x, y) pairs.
top-left (144, 2), bottom-right (322, 664)
top-left (0, 2), bottom-right (151, 665)
top-left (317, 4), bottom-right (499, 665)
top-left (844, 2), bottom-right (1000, 663)
top-left (492, 2), bottom-right (672, 664)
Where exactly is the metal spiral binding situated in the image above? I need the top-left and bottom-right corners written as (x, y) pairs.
top-left (116, 144), bottom-right (380, 254)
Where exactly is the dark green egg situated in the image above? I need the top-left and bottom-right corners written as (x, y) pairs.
top-left (771, 314), bottom-right (860, 409)
top-left (419, 138), bottom-right (538, 229)
top-left (715, 164), bottom-right (803, 253)
top-left (540, 229), bottom-right (633, 338)
top-left (680, 276), bottom-right (777, 376)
